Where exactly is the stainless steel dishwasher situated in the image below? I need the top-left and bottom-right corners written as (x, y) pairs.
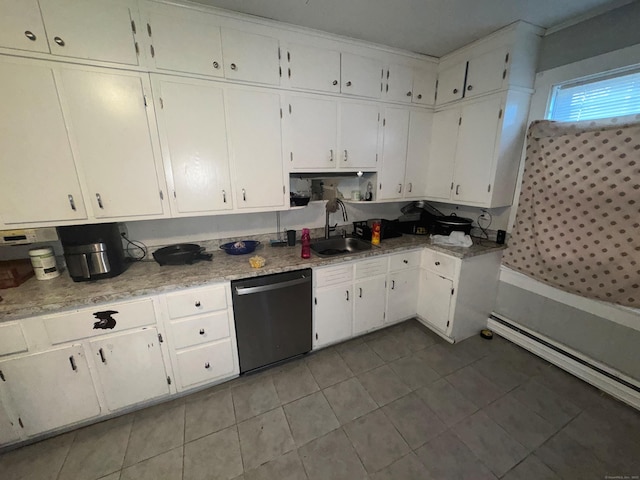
top-left (231, 269), bottom-right (312, 374)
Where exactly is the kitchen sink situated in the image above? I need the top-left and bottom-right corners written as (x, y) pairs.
top-left (310, 237), bottom-right (372, 257)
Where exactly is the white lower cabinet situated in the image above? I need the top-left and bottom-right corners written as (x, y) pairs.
top-left (0, 345), bottom-right (100, 436)
top-left (314, 285), bottom-right (353, 349)
top-left (88, 328), bottom-right (170, 411)
top-left (353, 276), bottom-right (387, 335)
top-left (387, 268), bottom-right (419, 325)
top-left (418, 270), bottom-right (454, 335)
top-left (175, 339), bottom-right (236, 389)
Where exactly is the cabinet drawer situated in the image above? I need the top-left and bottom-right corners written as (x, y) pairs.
top-left (166, 284), bottom-right (227, 319)
top-left (315, 265), bottom-right (353, 288)
top-left (389, 250), bottom-right (422, 272)
top-left (421, 249), bottom-right (458, 279)
top-left (43, 299), bottom-right (156, 345)
top-left (355, 257), bottom-right (388, 279)
top-left (170, 311), bottom-right (230, 350)
top-left (0, 322), bottom-right (27, 356)
top-left (176, 339), bottom-right (236, 389)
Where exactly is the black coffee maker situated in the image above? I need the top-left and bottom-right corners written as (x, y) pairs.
top-left (57, 223), bottom-right (127, 282)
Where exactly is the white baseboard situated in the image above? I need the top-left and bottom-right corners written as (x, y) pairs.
top-left (488, 315), bottom-right (640, 411)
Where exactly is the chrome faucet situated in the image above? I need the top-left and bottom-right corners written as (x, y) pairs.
top-left (324, 198), bottom-right (348, 239)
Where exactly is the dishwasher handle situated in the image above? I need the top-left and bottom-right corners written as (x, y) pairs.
top-left (234, 276), bottom-right (309, 296)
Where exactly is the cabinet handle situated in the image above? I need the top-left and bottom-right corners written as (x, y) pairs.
top-left (213, 61), bottom-right (219, 69)
top-left (435, 261), bottom-right (441, 266)
top-left (195, 300), bottom-right (201, 307)
top-left (242, 189), bottom-right (246, 201)
top-left (147, 23), bottom-right (152, 36)
top-left (343, 150), bottom-right (348, 162)
top-left (24, 31), bottom-right (37, 41)
top-left (346, 81), bottom-right (352, 87)
top-left (96, 193), bottom-right (104, 209)
top-left (406, 91), bottom-right (412, 97)
top-left (53, 36), bottom-right (65, 46)
top-left (68, 194), bottom-right (76, 211)
top-left (467, 85), bottom-right (473, 91)
top-left (455, 184), bottom-right (460, 195)
top-left (391, 280), bottom-right (395, 290)
top-left (417, 94), bottom-right (422, 99)
top-left (222, 190), bottom-right (226, 203)
top-left (332, 80), bottom-right (338, 86)
top-left (408, 182), bottom-right (412, 193)
top-left (398, 184), bottom-right (402, 194)
top-left (69, 356), bottom-right (77, 371)
top-left (329, 149), bottom-right (334, 162)
top-left (98, 348), bottom-right (106, 363)
top-left (346, 290), bottom-right (349, 301)
top-left (204, 362), bottom-right (210, 369)
top-left (199, 328), bottom-right (205, 335)
top-left (150, 44), bottom-right (155, 58)
top-left (453, 88), bottom-right (458, 94)
top-left (230, 63), bottom-right (237, 71)
top-left (359, 287), bottom-right (363, 298)
top-left (403, 259), bottom-right (408, 264)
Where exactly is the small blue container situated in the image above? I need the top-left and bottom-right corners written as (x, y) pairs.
top-left (219, 240), bottom-right (261, 255)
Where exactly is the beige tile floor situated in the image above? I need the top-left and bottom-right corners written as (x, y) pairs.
top-left (1, 319), bottom-right (639, 479)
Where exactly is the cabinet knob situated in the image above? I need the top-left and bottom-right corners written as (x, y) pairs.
top-left (406, 91), bottom-right (412, 97)
top-left (96, 193), bottom-right (104, 209)
top-left (213, 61), bottom-right (219, 69)
top-left (417, 94), bottom-right (422, 99)
top-left (408, 182), bottom-right (413, 192)
top-left (346, 81), bottom-right (352, 87)
top-left (199, 328), bottom-right (205, 335)
top-left (332, 80), bottom-right (338, 86)
top-left (24, 31), bottom-right (37, 41)
top-left (230, 63), bottom-right (237, 71)
top-left (222, 190), bottom-right (226, 203)
top-left (453, 88), bottom-right (458, 94)
top-left (68, 194), bottom-right (76, 211)
top-left (329, 149), bottom-right (334, 162)
top-left (195, 300), bottom-right (201, 307)
top-left (242, 189), bottom-right (246, 201)
top-left (435, 261), bottom-right (440, 266)
top-left (403, 259), bottom-right (408, 264)
top-left (343, 150), bottom-right (348, 162)
top-left (204, 362), bottom-right (210, 369)
top-left (391, 280), bottom-right (395, 290)
top-left (467, 85), bottom-right (473, 91)
top-left (54, 36), bottom-right (65, 46)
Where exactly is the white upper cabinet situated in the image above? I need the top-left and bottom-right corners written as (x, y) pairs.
top-left (0, 0), bottom-right (49, 53)
top-left (58, 67), bottom-right (166, 219)
top-left (153, 76), bottom-right (233, 215)
top-left (426, 108), bottom-right (459, 201)
top-left (287, 94), bottom-right (338, 170)
top-left (221, 28), bottom-right (281, 86)
top-left (143, 3), bottom-right (224, 78)
top-left (0, 59), bottom-right (87, 225)
top-left (341, 52), bottom-right (384, 99)
top-left (37, 0), bottom-right (140, 65)
top-left (464, 47), bottom-right (509, 99)
top-left (226, 87), bottom-right (285, 209)
top-left (411, 66), bottom-right (437, 106)
top-left (339, 101), bottom-right (380, 170)
top-left (404, 109), bottom-right (433, 199)
top-left (435, 61), bottom-right (466, 105)
top-left (286, 43), bottom-right (341, 93)
top-left (378, 107), bottom-right (410, 200)
top-left (383, 63), bottom-right (414, 103)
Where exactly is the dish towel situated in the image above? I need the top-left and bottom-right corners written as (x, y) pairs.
top-left (430, 231), bottom-right (473, 247)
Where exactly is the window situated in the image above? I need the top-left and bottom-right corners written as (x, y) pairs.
top-left (547, 67), bottom-right (640, 121)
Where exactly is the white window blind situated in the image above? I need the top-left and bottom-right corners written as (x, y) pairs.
top-left (548, 68), bottom-right (640, 122)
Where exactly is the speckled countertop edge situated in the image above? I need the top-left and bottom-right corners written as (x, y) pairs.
top-left (0, 234), bottom-right (505, 322)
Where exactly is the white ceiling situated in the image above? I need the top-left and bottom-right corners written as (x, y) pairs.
top-left (188, 0), bottom-right (631, 57)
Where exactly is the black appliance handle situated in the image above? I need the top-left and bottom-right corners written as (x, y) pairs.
top-left (235, 276), bottom-right (309, 296)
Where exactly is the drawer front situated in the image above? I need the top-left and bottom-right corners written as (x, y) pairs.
top-left (0, 322), bottom-right (28, 356)
top-left (315, 264), bottom-right (353, 288)
top-left (355, 257), bottom-right (388, 279)
top-left (170, 311), bottom-right (230, 350)
top-left (422, 249), bottom-right (458, 279)
top-left (389, 250), bottom-right (422, 272)
top-left (44, 299), bottom-right (156, 345)
top-left (176, 339), bottom-right (236, 389)
top-left (166, 284), bottom-right (227, 319)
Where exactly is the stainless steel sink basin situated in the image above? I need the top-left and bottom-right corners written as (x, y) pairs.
top-left (310, 237), bottom-right (372, 257)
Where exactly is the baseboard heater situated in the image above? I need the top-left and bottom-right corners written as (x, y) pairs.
top-left (488, 313), bottom-right (640, 411)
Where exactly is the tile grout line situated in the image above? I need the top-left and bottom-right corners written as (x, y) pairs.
top-left (53, 430), bottom-right (78, 480)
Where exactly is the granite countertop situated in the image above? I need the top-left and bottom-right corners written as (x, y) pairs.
top-left (0, 235), bottom-right (505, 322)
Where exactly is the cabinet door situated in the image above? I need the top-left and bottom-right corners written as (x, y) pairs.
top-left (384, 63), bottom-right (414, 103)
top-left (146, 5), bottom-right (224, 78)
top-left (419, 270), bottom-right (453, 334)
top-left (341, 53), bottom-right (383, 99)
top-left (287, 43), bottom-right (340, 93)
top-left (412, 67), bottom-right (437, 106)
top-left (425, 108), bottom-right (459, 201)
top-left (435, 61), bottom-right (466, 105)
top-left (339, 101), bottom-right (380, 170)
top-left (0, 0), bottom-right (49, 53)
top-left (288, 95), bottom-right (338, 170)
top-left (453, 96), bottom-right (501, 204)
top-left (353, 276), bottom-right (387, 335)
top-left (89, 328), bottom-right (169, 411)
top-left (314, 286), bottom-right (353, 349)
top-left (0, 60), bottom-right (87, 225)
top-left (221, 28), bottom-right (280, 86)
top-left (226, 88), bottom-right (285, 209)
top-left (154, 77), bottom-right (233, 214)
top-left (387, 269), bottom-right (419, 324)
top-left (0, 346), bottom-right (100, 436)
top-left (38, 0), bottom-right (139, 65)
top-left (58, 68), bottom-right (165, 218)
top-left (0, 397), bottom-right (20, 446)
top-left (378, 107), bottom-right (409, 200)
top-left (465, 47), bottom-right (508, 99)
top-left (404, 109), bottom-right (433, 198)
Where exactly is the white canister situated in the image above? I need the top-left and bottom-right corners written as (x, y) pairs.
top-left (29, 247), bottom-right (60, 280)
top-left (352, 190), bottom-right (362, 201)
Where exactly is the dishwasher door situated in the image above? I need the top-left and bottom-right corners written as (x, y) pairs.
top-left (232, 269), bottom-right (312, 373)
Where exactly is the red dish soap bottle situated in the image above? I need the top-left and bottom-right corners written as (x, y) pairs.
top-left (301, 228), bottom-right (311, 259)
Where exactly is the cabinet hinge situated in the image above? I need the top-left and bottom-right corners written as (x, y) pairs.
top-left (450, 182), bottom-right (454, 190)
top-left (488, 184), bottom-right (491, 192)
top-left (289, 104), bottom-right (292, 114)
top-left (146, 23), bottom-right (152, 37)
top-left (158, 333), bottom-right (163, 343)
top-left (18, 417), bottom-right (24, 429)
top-left (379, 183), bottom-right (382, 190)
top-left (131, 20), bottom-right (137, 34)
top-left (134, 42), bottom-right (139, 56)
top-left (167, 376), bottom-right (172, 385)
top-left (446, 320), bottom-right (450, 327)
top-left (434, 80), bottom-right (438, 101)
top-left (314, 297), bottom-right (317, 305)
top-left (383, 118), bottom-right (386, 126)
top-left (159, 97), bottom-right (164, 109)
top-left (0, 370), bottom-right (5, 381)
top-left (278, 47), bottom-right (281, 60)
top-left (150, 44), bottom-right (155, 58)
top-left (315, 332), bottom-right (318, 340)
top-left (458, 117), bottom-right (462, 126)
top-left (375, 153), bottom-right (378, 162)
top-left (288, 68), bottom-right (291, 78)
top-left (498, 109), bottom-right (503, 119)
top-left (143, 95), bottom-right (147, 107)
top-left (283, 185), bottom-right (285, 194)
top-left (505, 52), bottom-right (509, 63)
top-left (287, 51), bottom-right (291, 62)
top-left (173, 190), bottom-right (176, 198)
top-left (279, 66), bottom-right (282, 77)
top-left (377, 113), bottom-right (380, 121)
top-left (159, 190), bottom-right (164, 200)
top-left (451, 288), bottom-right (454, 295)
top-left (280, 108), bottom-right (283, 118)
top-left (290, 152), bottom-right (293, 162)
top-left (383, 311), bottom-right (386, 319)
